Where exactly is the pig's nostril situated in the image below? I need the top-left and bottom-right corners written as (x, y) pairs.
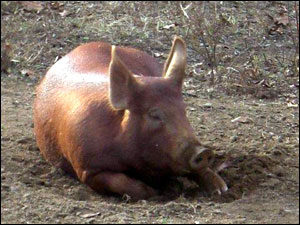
top-left (194, 156), bottom-right (203, 164)
top-left (190, 147), bottom-right (215, 170)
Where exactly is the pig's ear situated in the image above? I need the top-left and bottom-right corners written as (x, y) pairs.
top-left (109, 46), bottom-right (137, 110)
top-left (163, 36), bottom-right (187, 87)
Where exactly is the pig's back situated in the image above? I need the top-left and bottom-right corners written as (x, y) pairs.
top-left (50, 41), bottom-right (162, 80)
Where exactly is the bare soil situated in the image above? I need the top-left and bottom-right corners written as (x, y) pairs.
top-left (1, 74), bottom-right (299, 223)
top-left (1, 1), bottom-right (299, 224)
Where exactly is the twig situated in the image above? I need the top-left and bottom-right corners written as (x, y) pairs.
top-left (28, 46), bottom-right (44, 63)
top-left (195, 34), bottom-right (216, 85)
top-left (198, 36), bottom-right (211, 65)
top-left (179, 2), bottom-right (192, 20)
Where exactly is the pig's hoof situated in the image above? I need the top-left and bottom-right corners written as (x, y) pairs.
top-left (211, 180), bottom-right (228, 196)
top-left (198, 167), bottom-right (228, 195)
top-left (129, 186), bottom-right (158, 202)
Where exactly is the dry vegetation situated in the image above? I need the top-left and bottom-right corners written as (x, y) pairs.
top-left (1, 1), bottom-right (299, 96)
top-left (1, 1), bottom-right (299, 224)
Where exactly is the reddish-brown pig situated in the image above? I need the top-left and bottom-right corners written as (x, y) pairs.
top-left (33, 36), bottom-right (227, 200)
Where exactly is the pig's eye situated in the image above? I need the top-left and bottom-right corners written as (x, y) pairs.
top-left (148, 108), bottom-right (164, 121)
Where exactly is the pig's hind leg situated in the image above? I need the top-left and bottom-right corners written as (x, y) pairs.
top-left (85, 172), bottom-right (158, 201)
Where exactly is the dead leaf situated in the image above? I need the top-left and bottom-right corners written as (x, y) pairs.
top-left (275, 13), bottom-right (289, 26)
top-left (49, 2), bottom-right (64, 11)
top-left (79, 212), bottom-right (101, 218)
top-left (269, 12), bottom-right (289, 35)
top-left (19, 1), bottom-right (44, 12)
top-left (162, 23), bottom-right (179, 30)
top-left (59, 10), bottom-right (71, 17)
top-left (231, 116), bottom-right (252, 124)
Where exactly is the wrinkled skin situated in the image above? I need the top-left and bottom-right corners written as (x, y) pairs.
top-left (34, 36), bottom-right (227, 201)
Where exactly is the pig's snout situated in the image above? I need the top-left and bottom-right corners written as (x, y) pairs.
top-left (189, 147), bottom-right (215, 170)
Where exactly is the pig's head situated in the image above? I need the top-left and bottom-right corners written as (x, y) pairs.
top-left (108, 37), bottom-right (214, 175)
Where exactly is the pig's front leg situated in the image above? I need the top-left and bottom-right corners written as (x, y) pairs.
top-left (197, 167), bottom-right (228, 195)
top-left (85, 172), bottom-right (158, 201)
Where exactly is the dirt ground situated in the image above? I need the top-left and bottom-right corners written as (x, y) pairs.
top-left (1, 1), bottom-right (299, 224)
top-left (1, 73), bottom-right (299, 223)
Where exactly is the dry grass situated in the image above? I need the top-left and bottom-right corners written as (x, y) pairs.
top-left (1, 2), bottom-right (299, 224)
top-left (1, 1), bottom-right (299, 99)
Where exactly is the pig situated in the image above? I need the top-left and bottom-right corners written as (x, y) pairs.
top-left (33, 36), bottom-right (227, 201)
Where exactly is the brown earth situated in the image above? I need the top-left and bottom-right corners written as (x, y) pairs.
top-left (1, 1), bottom-right (299, 224)
top-left (1, 74), bottom-right (299, 223)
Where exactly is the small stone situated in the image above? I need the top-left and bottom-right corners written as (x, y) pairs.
top-left (230, 135), bottom-right (238, 142)
top-left (203, 103), bottom-right (213, 108)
